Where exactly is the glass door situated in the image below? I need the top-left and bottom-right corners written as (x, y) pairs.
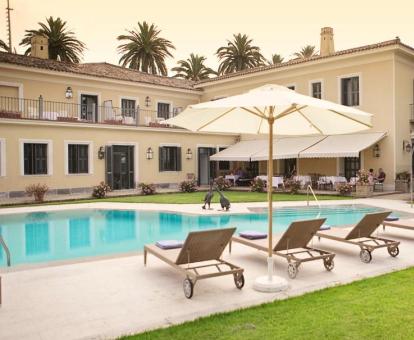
top-left (198, 147), bottom-right (216, 185)
top-left (80, 94), bottom-right (98, 122)
top-left (105, 145), bottom-right (134, 190)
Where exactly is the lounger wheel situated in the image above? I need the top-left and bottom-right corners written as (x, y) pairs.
top-left (323, 258), bottom-right (335, 271)
top-left (359, 249), bottom-right (372, 263)
top-left (233, 273), bottom-right (245, 289)
top-left (387, 246), bottom-right (399, 257)
top-left (183, 278), bottom-right (194, 299)
top-left (287, 263), bottom-right (299, 279)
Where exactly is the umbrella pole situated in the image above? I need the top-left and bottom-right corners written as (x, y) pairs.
top-left (253, 111), bottom-right (288, 293)
top-left (267, 117), bottom-right (274, 280)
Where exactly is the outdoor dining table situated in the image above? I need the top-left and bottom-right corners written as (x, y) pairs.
top-left (256, 175), bottom-right (284, 188)
top-left (225, 174), bottom-right (240, 186)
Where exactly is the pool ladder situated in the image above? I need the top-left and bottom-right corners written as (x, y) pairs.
top-left (0, 235), bottom-right (10, 267)
top-left (306, 185), bottom-right (321, 209)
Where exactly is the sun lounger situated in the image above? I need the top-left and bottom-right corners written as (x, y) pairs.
top-left (144, 228), bottom-right (244, 298)
top-left (316, 211), bottom-right (400, 263)
top-left (230, 218), bottom-right (335, 279)
top-left (382, 218), bottom-right (414, 231)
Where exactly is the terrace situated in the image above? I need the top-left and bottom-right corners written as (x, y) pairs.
top-left (0, 95), bottom-right (182, 128)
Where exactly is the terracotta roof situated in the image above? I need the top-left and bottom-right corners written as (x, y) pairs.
top-left (0, 52), bottom-right (197, 91)
top-left (196, 38), bottom-right (414, 86)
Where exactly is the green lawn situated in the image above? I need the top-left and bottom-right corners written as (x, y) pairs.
top-left (122, 267), bottom-right (414, 340)
top-left (1, 191), bottom-right (350, 208)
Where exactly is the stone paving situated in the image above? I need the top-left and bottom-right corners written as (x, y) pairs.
top-left (0, 197), bottom-right (414, 340)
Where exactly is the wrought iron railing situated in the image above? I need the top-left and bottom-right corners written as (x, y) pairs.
top-left (0, 96), bottom-right (180, 128)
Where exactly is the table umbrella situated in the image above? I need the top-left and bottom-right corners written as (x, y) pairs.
top-left (164, 84), bottom-right (373, 291)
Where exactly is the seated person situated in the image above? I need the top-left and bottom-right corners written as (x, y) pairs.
top-left (368, 168), bottom-right (375, 184)
top-left (376, 168), bottom-right (386, 183)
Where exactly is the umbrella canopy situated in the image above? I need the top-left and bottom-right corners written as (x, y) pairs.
top-left (167, 84), bottom-right (372, 135)
top-left (164, 84), bottom-right (373, 290)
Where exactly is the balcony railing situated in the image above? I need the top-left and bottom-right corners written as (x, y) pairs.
top-left (0, 96), bottom-right (181, 128)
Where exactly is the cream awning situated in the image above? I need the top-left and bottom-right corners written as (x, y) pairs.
top-left (210, 132), bottom-right (386, 161)
top-left (299, 132), bottom-right (386, 158)
top-left (251, 136), bottom-right (325, 161)
top-left (209, 140), bottom-right (267, 161)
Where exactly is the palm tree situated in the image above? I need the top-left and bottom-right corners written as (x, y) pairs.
top-left (20, 16), bottom-right (85, 63)
top-left (216, 34), bottom-right (265, 75)
top-left (0, 39), bottom-right (9, 52)
top-left (267, 54), bottom-right (284, 65)
top-left (294, 45), bottom-right (317, 59)
top-left (117, 21), bottom-right (175, 76)
top-left (172, 54), bottom-right (216, 81)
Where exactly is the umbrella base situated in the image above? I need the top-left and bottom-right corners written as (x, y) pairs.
top-left (253, 275), bottom-right (288, 292)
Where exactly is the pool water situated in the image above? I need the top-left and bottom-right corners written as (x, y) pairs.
top-left (0, 205), bottom-right (409, 267)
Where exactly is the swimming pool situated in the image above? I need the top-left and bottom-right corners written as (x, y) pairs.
top-left (0, 205), bottom-right (409, 267)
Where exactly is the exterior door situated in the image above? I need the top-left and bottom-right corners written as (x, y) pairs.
top-left (198, 147), bottom-right (216, 185)
top-left (344, 156), bottom-right (360, 180)
top-left (80, 94), bottom-right (98, 122)
top-left (105, 145), bottom-right (134, 190)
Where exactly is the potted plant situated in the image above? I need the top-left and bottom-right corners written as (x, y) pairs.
top-left (336, 183), bottom-right (353, 196)
top-left (354, 169), bottom-right (373, 197)
top-left (25, 183), bottom-right (49, 202)
top-left (395, 171), bottom-right (411, 192)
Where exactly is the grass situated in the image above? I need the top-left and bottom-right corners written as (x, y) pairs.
top-left (1, 191), bottom-right (350, 208)
top-left (122, 267), bottom-right (414, 340)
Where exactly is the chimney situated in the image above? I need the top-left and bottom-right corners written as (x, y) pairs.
top-left (320, 27), bottom-right (335, 57)
top-left (30, 35), bottom-right (49, 59)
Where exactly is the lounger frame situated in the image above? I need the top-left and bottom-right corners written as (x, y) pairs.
top-left (144, 227), bottom-right (244, 298)
top-left (230, 219), bottom-right (335, 278)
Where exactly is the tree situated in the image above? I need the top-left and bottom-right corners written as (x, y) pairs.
top-left (294, 45), bottom-right (317, 59)
top-left (117, 21), bottom-right (175, 76)
top-left (216, 33), bottom-right (265, 75)
top-left (20, 16), bottom-right (85, 63)
top-left (267, 54), bottom-right (284, 65)
top-left (172, 54), bottom-right (216, 81)
top-left (0, 39), bottom-right (9, 52)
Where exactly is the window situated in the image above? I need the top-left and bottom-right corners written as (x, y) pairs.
top-left (159, 146), bottom-right (181, 171)
top-left (311, 82), bottom-right (322, 99)
top-left (157, 102), bottom-right (171, 120)
top-left (68, 144), bottom-right (89, 174)
top-left (218, 147), bottom-right (230, 171)
top-left (341, 76), bottom-right (359, 106)
top-left (24, 143), bottom-right (48, 175)
top-left (121, 98), bottom-right (136, 118)
top-left (344, 157), bottom-right (360, 180)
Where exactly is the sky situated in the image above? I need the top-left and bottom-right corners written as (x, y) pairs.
top-left (1, 0), bottom-right (414, 74)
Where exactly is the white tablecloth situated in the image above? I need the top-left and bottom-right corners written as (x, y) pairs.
top-left (225, 175), bottom-right (240, 184)
top-left (256, 176), bottom-right (284, 187)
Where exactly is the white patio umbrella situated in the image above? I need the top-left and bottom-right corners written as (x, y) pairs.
top-left (164, 84), bottom-right (373, 291)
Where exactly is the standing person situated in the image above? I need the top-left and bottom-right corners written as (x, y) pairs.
top-left (368, 169), bottom-right (375, 184)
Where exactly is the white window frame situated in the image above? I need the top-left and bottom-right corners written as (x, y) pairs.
top-left (19, 139), bottom-right (53, 176)
top-left (64, 140), bottom-right (94, 176)
top-left (159, 143), bottom-right (181, 173)
top-left (106, 141), bottom-right (139, 184)
top-left (156, 100), bottom-right (173, 119)
top-left (308, 79), bottom-right (324, 99)
top-left (0, 81), bottom-right (24, 111)
top-left (0, 138), bottom-right (6, 177)
top-left (337, 73), bottom-right (362, 107)
top-left (78, 90), bottom-right (101, 121)
top-left (119, 96), bottom-right (139, 109)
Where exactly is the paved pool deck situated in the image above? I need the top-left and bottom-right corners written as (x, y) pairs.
top-left (1, 197), bottom-right (414, 340)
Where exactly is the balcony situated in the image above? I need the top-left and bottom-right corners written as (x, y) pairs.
top-left (0, 96), bottom-right (181, 128)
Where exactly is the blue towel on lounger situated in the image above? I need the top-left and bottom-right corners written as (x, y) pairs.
top-left (155, 240), bottom-right (183, 250)
top-left (239, 231), bottom-right (267, 240)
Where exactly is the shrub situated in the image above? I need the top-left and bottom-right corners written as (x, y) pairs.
top-left (337, 183), bottom-right (353, 196)
top-left (92, 182), bottom-right (111, 198)
top-left (25, 183), bottom-right (49, 202)
top-left (250, 178), bottom-right (266, 192)
top-left (285, 179), bottom-right (301, 194)
top-left (356, 169), bottom-right (370, 185)
top-left (213, 176), bottom-right (232, 191)
top-left (179, 180), bottom-right (198, 193)
top-left (138, 182), bottom-right (156, 195)
top-left (396, 171), bottom-right (410, 181)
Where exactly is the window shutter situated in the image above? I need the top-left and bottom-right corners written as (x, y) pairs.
top-left (177, 147), bottom-right (182, 171)
top-left (159, 147), bottom-right (164, 172)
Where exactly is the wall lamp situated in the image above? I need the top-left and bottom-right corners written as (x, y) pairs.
top-left (403, 140), bottom-right (412, 153)
top-left (98, 146), bottom-right (105, 160)
top-left (146, 147), bottom-right (154, 160)
top-left (145, 96), bottom-right (151, 107)
top-left (65, 86), bottom-right (73, 99)
top-left (186, 148), bottom-right (193, 160)
top-left (373, 144), bottom-right (380, 158)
